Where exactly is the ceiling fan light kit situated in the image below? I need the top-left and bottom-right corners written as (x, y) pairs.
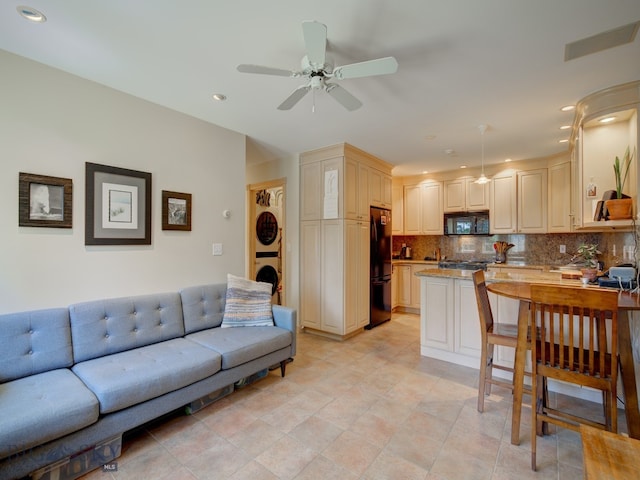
top-left (237, 21), bottom-right (398, 111)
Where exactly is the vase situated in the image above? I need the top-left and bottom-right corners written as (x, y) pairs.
top-left (581, 268), bottom-right (598, 282)
top-left (495, 252), bottom-right (506, 264)
top-left (605, 198), bottom-right (633, 220)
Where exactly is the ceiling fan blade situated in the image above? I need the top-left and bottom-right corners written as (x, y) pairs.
top-left (332, 56), bottom-right (398, 79)
top-left (237, 64), bottom-right (295, 77)
top-left (326, 84), bottom-right (362, 111)
top-left (302, 21), bottom-right (327, 68)
top-left (277, 85), bottom-right (311, 110)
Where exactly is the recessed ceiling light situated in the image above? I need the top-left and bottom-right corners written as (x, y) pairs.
top-left (560, 125), bottom-right (571, 130)
top-left (460, 165), bottom-right (467, 169)
top-left (599, 116), bottom-right (616, 123)
top-left (422, 170), bottom-right (429, 174)
top-left (16, 5), bottom-right (46, 23)
top-left (560, 105), bottom-right (575, 112)
top-left (211, 93), bottom-right (227, 101)
top-left (559, 139), bottom-right (569, 143)
top-left (504, 158), bottom-right (512, 163)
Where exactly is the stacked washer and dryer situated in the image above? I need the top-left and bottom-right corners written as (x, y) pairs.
top-left (254, 187), bottom-right (283, 304)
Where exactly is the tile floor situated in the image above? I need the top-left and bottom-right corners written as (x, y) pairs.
top-left (79, 313), bottom-right (623, 480)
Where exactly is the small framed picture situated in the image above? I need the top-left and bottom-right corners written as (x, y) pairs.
top-left (586, 182), bottom-right (597, 198)
top-left (19, 172), bottom-right (73, 228)
top-left (162, 190), bottom-right (192, 231)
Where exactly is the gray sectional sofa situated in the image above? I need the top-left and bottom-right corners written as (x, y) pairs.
top-left (0, 283), bottom-right (297, 480)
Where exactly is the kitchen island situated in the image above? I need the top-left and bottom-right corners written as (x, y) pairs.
top-left (414, 268), bottom-right (640, 404)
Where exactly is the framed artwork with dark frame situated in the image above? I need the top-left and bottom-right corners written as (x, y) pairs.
top-left (19, 172), bottom-right (73, 228)
top-left (162, 190), bottom-right (192, 231)
top-left (85, 162), bottom-right (152, 245)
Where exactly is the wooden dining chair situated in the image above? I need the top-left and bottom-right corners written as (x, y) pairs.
top-left (472, 270), bottom-right (530, 413)
top-left (529, 284), bottom-right (619, 471)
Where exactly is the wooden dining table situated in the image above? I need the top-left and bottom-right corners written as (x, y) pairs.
top-left (486, 281), bottom-right (640, 445)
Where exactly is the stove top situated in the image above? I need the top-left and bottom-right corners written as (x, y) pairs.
top-left (437, 259), bottom-right (490, 271)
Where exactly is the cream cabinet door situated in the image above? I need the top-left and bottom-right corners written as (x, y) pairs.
top-left (517, 168), bottom-right (547, 233)
top-left (392, 183), bottom-right (404, 235)
top-left (300, 221), bottom-right (321, 329)
top-left (466, 179), bottom-right (490, 211)
top-left (397, 264), bottom-right (412, 306)
top-left (345, 219), bottom-right (370, 332)
top-left (320, 220), bottom-right (344, 334)
top-left (444, 179), bottom-right (466, 212)
top-left (403, 184), bottom-right (422, 235)
top-left (548, 161), bottom-right (572, 233)
top-left (421, 181), bottom-right (443, 234)
top-left (300, 162), bottom-right (322, 221)
top-left (490, 171), bottom-right (517, 233)
top-left (454, 279), bottom-right (482, 357)
top-left (410, 264), bottom-right (424, 309)
top-left (420, 276), bottom-right (454, 352)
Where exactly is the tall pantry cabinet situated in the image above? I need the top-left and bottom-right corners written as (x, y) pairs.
top-left (299, 143), bottom-right (393, 339)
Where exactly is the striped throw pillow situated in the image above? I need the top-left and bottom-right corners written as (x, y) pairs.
top-left (221, 274), bottom-right (274, 327)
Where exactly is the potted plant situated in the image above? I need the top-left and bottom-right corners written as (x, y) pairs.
top-left (605, 146), bottom-right (635, 220)
top-left (571, 243), bottom-right (600, 282)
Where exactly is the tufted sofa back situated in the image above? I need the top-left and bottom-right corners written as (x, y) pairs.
top-left (0, 308), bottom-right (73, 382)
top-left (179, 283), bottom-right (227, 334)
top-left (69, 292), bottom-right (185, 363)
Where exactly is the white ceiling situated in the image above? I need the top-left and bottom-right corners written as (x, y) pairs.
top-left (2, 1), bottom-right (640, 176)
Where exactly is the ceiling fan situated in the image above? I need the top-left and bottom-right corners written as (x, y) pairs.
top-left (237, 21), bottom-right (398, 111)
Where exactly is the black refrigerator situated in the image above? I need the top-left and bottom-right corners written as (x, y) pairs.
top-left (368, 206), bottom-right (392, 329)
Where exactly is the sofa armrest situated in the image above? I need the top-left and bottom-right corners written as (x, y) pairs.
top-left (272, 305), bottom-right (297, 357)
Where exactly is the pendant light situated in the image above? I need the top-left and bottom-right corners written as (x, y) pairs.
top-left (475, 124), bottom-right (490, 184)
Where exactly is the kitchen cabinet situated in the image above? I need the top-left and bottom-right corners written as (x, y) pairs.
top-left (370, 168), bottom-right (392, 209)
top-left (571, 81), bottom-right (639, 231)
top-left (490, 171), bottom-right (517, 233)
top-left (547, 160), bottom-right (572, 233)
top-left (403, 180), bottom-right (443, 235)
top-left (394, 262), bottom-right (438, 313)
top-left (392, 181), bottom-right (404, 235)
top-left (490, 168), bottom-right (547, 233)
top-left (444, 177), bottom-right (490, 212)
top-left (517, 168), bottom-right (547, 233)
top-left (419, 275), bottom-right (520, 369)
top-left (299, 143), bottom-right (393, 338)
top-left (391, 263), bottom-right (399, 310)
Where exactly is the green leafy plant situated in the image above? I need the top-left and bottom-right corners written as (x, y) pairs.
top-left (613, 146), bottom-right (635, 199)
top-left (572, 243), bottom-right (600, 269)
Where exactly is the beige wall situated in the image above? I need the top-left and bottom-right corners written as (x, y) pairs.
top-left (0, 50), bottom-right (247, 313)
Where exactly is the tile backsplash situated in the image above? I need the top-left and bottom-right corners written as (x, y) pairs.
top-left (393, 231), bottom-right (637, 268)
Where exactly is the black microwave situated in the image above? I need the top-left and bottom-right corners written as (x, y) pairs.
top-left (444, 211), bottom-right (490, 235)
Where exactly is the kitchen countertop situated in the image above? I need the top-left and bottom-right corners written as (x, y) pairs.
top-left (414, 268), bottom-right (589, 287)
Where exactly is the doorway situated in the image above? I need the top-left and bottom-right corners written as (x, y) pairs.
top-left (247, 179), bottom-right (286, 305)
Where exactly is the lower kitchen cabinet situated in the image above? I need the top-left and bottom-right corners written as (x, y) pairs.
top-left (395, 263), bottom-right (437, 313)
top-left (420, 275), bottom-right (519, 369)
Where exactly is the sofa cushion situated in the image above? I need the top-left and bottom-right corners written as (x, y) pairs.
top-left (0, 308), bottom-right (73, 382)
top-left (221, 274), bottom-right (273, 328)
top-left (186, 326), bottom-right (292, 370)
top-left (69, 292), bottom-right (185, 363)
top-left (0, 369), bottom-right (99, 458)
top-left (72, 338), bottom-right (222, 414)
top-left (180, 283), bottom-right (227, 333)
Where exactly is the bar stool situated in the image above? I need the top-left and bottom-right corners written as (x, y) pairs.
top-left (472, 270), bottom-right (531, 412)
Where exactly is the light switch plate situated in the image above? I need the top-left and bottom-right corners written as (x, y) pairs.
top-left (212, 243), bottom-right (223, 256)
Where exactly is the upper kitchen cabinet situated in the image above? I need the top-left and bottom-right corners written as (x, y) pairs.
top-left (571, 81), bottom-right (639, 231)
top-left (403, 180), bottom-right (443, 235)
top-left (392, 178), bottom-right (404, 235)
top-left (547, 157), bottom-right (572, 233)
top-left (443, 177), bottom-right (490, 212)
top-left (490, 167), bottom-right (547, 233)
top-left (300, 143), bottom-right (393, 222)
